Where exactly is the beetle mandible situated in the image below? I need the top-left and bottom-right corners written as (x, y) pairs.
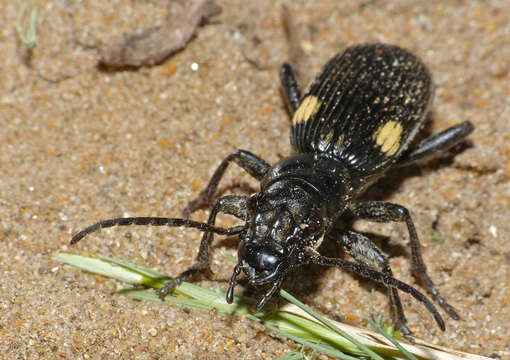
top-left (72, 43), bottom-right (473, 334)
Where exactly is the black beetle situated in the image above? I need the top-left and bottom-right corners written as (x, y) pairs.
top-left (72, 43), bottom-right (473, 334)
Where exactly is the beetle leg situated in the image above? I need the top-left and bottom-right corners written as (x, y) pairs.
top-left (304, 247), bottom-right (445, 331)
top-left (351, 201), bottom-right (460, 320)
top-left (397, 121), bottom-right (473, 167)
top-left (280, 62), bottom-right (301, 113)
top-left (334, 230), bottom-right (412, 335)
top-left (159, 195), bottom-right (248, 298)
top-left (183, 149), bottom-right (270, 217)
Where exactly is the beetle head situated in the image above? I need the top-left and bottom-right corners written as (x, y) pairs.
top-left (227, 184), bottom-right (326, 310)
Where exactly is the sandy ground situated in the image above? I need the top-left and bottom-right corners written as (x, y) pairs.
top-left (1, 0), bottom-right (509, 359)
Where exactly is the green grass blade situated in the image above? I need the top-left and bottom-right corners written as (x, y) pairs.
top-left (54, 252), bottom-right (372, 357)
top-left (54, 253), bottom-right (149, 285)
top-left (55, 253), bottom-right (478, 360)
top-left (258, 318), bottom-right (362, 360)
top-left (365, 317), bottom-right (417, 360)
top-left (279, 290), bottom-right (384, 360)
top-left (16, 0), bottom-right (38, 49)
top-left (98, 255), bottom-right (171, 288)
top-left (261, 321), bottom-right (359, 360)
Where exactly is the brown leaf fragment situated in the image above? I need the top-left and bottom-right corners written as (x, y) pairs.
top-left (98, 0), bottom-right (222, 67)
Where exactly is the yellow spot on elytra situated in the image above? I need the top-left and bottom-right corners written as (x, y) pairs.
top-left (336, 134), bottom-right (344, 149)
top-left (324, 130), bottom-right (334, 143)
top-left (373, 121), bottom-right (403, 156)
top-left (292, 96), bottom-right (321, 125)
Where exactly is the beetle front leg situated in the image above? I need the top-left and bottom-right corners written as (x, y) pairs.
top-left (352, 201), bottom-right (460, 320)
top-left (159, 195), bottom-right (248, 298)
top-left (334, 230), bottom-right (412, 335)
top-left (183, 149), bottom-right (270, 217)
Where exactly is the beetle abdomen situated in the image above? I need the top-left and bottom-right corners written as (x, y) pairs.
top-left (291, 44), bottom-right (433, 173)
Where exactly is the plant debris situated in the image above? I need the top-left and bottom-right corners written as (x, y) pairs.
top-left (98, 0), bottom-right (221, 67)
top-left (281, 5), bottom-right (306, 79)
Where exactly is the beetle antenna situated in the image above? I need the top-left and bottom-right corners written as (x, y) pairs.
top-left (71, 217), bottom-right (245, 244)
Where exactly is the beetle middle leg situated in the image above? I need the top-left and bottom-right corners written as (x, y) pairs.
top-left (333, 230), bottom-right (412, 335)
top-left (159, 195), bottom-right (248, 298)
top-left (351, 201), bottom-right (460, 320)
top-left (304, 248), bottom-right (446, 331)
top-left (183, 149), bottom-right (270, 217)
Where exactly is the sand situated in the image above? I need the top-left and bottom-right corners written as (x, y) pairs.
top-left (1, 0), bottom-right (509, 359)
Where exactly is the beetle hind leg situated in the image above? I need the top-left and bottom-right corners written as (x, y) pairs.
top-left (397, 120), bottom-right (473, 167)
